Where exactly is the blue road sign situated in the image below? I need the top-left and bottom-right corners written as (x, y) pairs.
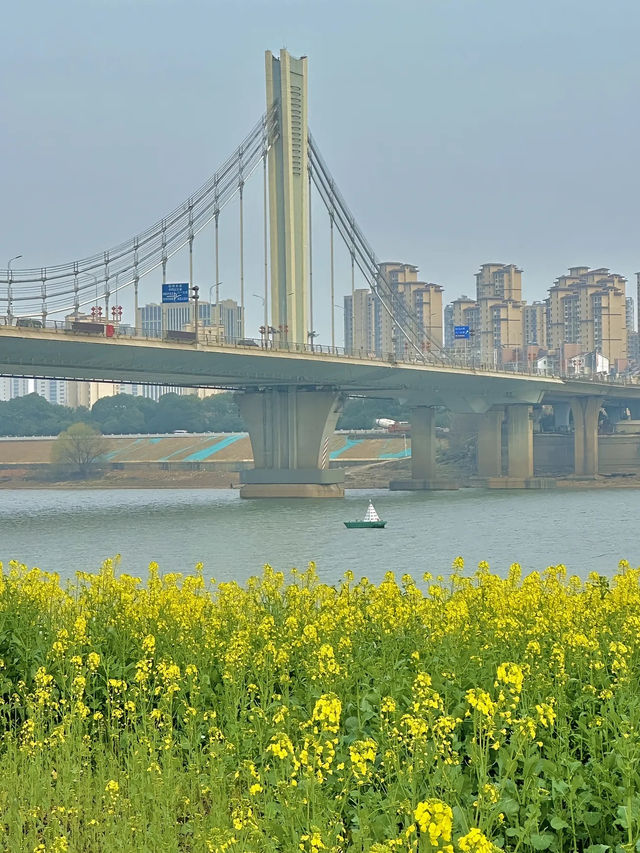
top-left (454, 325), bottom-right (470, 340)
top-left (162, 283), bottom-right (189, 304)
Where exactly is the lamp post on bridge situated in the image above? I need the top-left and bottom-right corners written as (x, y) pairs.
top-left (7, 255), bottom-right (22, 324)
top-left (208, 283), bottom-right (223, 337)
top-left (253, 292), bottom-right (267, 331)
top-left (191, 285), bottom-right (200, 342)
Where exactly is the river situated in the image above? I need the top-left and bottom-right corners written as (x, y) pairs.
top-left (1, 487), bottom-right (637, 586)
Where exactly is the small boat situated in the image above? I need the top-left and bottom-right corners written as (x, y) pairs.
top-left (344, 500), bottom-right (386, 529)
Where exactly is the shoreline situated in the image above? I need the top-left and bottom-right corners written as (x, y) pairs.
top-left (3, 466), bottom-right (640, 490)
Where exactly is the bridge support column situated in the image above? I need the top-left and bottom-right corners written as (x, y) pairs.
top-left (238, 387), bottom-right (344, 498)
top-left (475, 404), bottom-right (544, 488)
top-left (553, 401), bottom-right (571, 433)
top-left (571, 396), bottom-right (600, 477)
top-left (507, 404), bottom-right (534, 481)
top-left (476, 407), bottom-right (504, 478)
top-left (389, 406), bottom-right (457, 490)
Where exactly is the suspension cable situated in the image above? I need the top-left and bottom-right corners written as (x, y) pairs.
top-left (1, 109), bottom-right (277, 318)
top-left (308, 132), bottom-right (448, 364)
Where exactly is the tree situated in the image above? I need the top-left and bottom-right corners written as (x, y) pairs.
top-left (0, 393), bottom-right (88, 437)
top-left (147, 393), bottom-right (207, 434)
top-left (52, 423), bottom-right (108, 478)
top-left (91, 393), bottom-right (155, 434)
top-left (201, 392), bottom-right (246, 432)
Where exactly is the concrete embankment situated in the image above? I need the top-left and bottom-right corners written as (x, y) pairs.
top-left (4, 432), bottom-right (640, 489)
top-left (0, 432), bottom-right (417, 489)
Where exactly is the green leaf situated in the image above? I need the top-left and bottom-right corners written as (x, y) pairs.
top-left (345, 715), bottom-right (359, 733)
top-left (550, 816), bottom-right (569, 830)
top-left (551, 779), bottom-right (570, 796)
top-left (497, 796), bottom-right (520, 818)
top-left (530, 833), bottom-right (555, 850)
top-left (585, 846), bottom-right (610, 853)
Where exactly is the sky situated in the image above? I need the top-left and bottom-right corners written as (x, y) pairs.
top-left (2, 0), bottom-right (640, 341)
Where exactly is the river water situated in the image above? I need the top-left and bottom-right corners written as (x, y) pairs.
top-left (0, 487), bottom-right (637, 586)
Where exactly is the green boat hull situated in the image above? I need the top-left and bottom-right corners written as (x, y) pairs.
top-left (344, 521), bottom-right (386, 529)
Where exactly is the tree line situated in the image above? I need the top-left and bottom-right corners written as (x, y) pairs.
top-left (0, 391), bottom-right (417, 437)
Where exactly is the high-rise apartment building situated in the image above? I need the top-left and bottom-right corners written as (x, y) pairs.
top-left (378, 262), bottom-right (444, 357)
top-left (344, 289), bottom-right (375, 354)
top-left (547, 267), bottom-right (627, 369)
top-left (448, 295), bottom-right (479, 357)
top-left (343, 262), bottom-right (444, 358)
top-left (626, 297), bottom-right (635, 332)
top-left (0, 377), bottom-right (31, 402)
top-left (474, 263), bottom-right (525, 365)
top-left (34, 379), bottom-right (68, 407)
top-left (445, 265), bottom-right (525, 365)
top-left (523, 301), bottom-right (548, 347)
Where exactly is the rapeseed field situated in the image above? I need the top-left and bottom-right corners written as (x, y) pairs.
top-left (0, 557), bottom-right (638, 852)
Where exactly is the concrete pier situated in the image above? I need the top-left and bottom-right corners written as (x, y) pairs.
top-left (389, 406), bottom-right (457, 490)
top-left (238, 387), bottom-right (345, 498)
top-left (570, 396), bottom-right (600, 477)
top-left (476, 407), bottom-right (504, 478)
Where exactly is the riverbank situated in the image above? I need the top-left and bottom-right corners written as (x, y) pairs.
top-left (3, 460), bottom-right (640, 489)
top-left (0, 460), bottom-right (411, 490)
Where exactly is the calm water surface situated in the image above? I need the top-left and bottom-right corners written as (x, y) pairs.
top-left (0, 488), bottom-right (637, 585)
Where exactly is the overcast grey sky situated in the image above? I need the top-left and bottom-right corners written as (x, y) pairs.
top-left (3, 0), bottom-right (639, 337)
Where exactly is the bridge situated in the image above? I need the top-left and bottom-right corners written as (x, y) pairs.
top-left (2, 50), bottom-right (640, 496)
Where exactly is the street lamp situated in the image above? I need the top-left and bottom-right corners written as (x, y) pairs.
top-left (7, 256), bottom-right (22, 324)
top-left (209, 282), bottom-right (223, 305)
top-left (253, 292), bottom-right (267, 330)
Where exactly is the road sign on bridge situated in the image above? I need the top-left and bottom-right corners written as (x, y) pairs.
top-left (162, 283), bottom-right (189, 304)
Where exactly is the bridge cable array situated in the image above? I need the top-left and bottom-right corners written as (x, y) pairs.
top-left (308, 132), bottom-right (449, 365)
top-left (0, 110), bottom-right (277, 321)
top-left (1, 108), bottom-right (447, 365)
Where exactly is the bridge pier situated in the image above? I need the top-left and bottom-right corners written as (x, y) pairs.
top-left (474, 404), bottom-right (550, 488)
top-left (506, 404), bottom-right (534, 481)
top-left (570, 396), bottom-right (600, 477)
top-left (476, 407), bottom-right (504, 478)
top-left (238, 387), bottom-right (345, 498)
top-left (553, 401), bottom-right (571, 433)
top-left (389, 406), bottom-right (457, 490)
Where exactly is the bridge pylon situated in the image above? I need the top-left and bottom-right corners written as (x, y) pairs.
top-left (239, 52), bottom-right (345, 497)
top-left (265, 49), bottom-right (309, 348)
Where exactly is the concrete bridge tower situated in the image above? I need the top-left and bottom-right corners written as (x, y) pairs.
top-left (238, 51), bottom-right (344, 497)
top-left (265, 49), bottom-right (309, 347)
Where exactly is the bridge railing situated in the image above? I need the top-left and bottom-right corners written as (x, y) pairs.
top-left (2, 315), bottom-right (639, 386)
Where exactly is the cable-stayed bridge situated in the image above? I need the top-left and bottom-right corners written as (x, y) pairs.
top-left (1, 50), bottom-right (639, 496)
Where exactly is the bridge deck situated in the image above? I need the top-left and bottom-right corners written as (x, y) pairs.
top-left (1, 325), bottom-right (638, 408)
